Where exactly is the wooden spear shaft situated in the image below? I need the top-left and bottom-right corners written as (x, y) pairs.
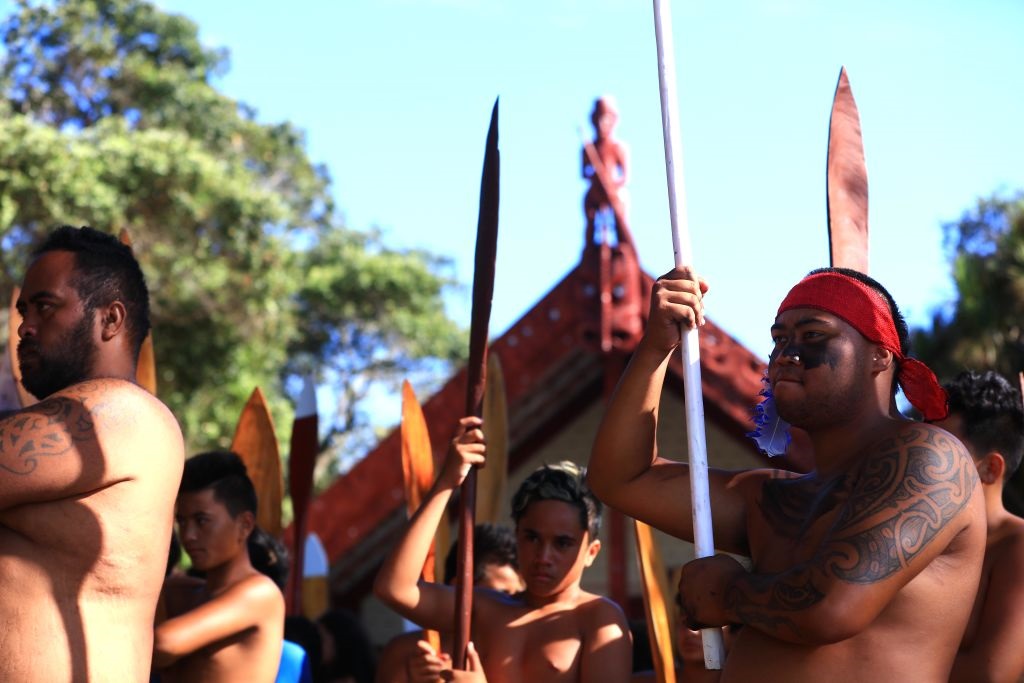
top-left (454, 98), bottom-right (500, 669)
top-left (652, 0), bottom-right (724, 669)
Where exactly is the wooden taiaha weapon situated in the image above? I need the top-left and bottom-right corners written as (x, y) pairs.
top-left (7, 287), bottom-right (34, 408)
top-left (454, 97), bottom-right (500, 669)
top-left (230, 387), bottom-right (284, 538)
top-left (651, 0), bottom-right (724, 668)
top-left (401, 379), bottom-right (443, 653)
top-left (826, 67), bottom-right (870, 273)
top-left (476, 352), bottom-right (508, 524)
top-left (635, 520), bottom-right (678, 683)
top-left (118, 228), bottom-right (157, 395)
top-left (287, 375), bottom-right (319, 616)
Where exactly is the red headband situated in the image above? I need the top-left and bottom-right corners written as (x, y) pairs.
top-left (777, 272), bottom-right (948, 421)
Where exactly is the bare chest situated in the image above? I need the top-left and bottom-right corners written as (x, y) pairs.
top-left (747, 476), bottom-right (850, 570)
top-left (481, 609), bottom-right (586, 683)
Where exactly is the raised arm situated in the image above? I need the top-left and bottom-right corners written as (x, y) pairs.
top-left (682, 423), bottom-right (982, 644)
top-left (0, 379), bottom-right (145, 511)
top-left (949, 532), bottom-right (1024, 683)
top-left (587, 268), bottom-right (750, 553)
top-left (153, 573), bottom-right (284, 667)
top-left (374, 416), bottom-right (485, 631)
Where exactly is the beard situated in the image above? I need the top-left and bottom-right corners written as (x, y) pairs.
top-left (18, 312), bottom-right (97, 400)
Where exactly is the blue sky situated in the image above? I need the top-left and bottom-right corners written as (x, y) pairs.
top-left (145, 0), bottom-right (1023, 363)
top-left (16, 0), bottom-right (1024, 364)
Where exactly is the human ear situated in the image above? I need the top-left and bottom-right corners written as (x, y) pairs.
top-left (99, 301), bottom-right (127, 341)
top-left (583, 538), bottom-right (601, 567)
top-left (871, 346), bottom-right (894, 372)
top-left (237, 510), bottom-right (256, 541)
top-left (978, 453), bottom-right (1006, 485)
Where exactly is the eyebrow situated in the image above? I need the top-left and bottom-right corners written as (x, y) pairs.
top-left (770, 316), bottom-right (836, 333)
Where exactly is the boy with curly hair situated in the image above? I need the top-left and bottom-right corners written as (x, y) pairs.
top-left (938, 370), bottom-right (1024, 682)
top-left (375, 417), bottom-right (631, 682)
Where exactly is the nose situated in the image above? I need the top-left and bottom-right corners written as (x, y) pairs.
top-left (16, 311), bottom-right (34, 340)
top-left (777, 344), bottom-right (801, 365)
top-left (179, 522), bottom-right (197, 543)
top-left (537, 543), bottom-right (555, 565)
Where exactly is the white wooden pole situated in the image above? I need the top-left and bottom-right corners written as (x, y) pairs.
top-left (652, 0), bottom-right (724, 669)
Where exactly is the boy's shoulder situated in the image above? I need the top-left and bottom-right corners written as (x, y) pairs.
top-left (216, 571), bottom-right (285, 617)
top-left (574, 590), bottom-right (629, 625)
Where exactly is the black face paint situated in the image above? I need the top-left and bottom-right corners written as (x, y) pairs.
top-left (769, 338), bottom-right (840, 370)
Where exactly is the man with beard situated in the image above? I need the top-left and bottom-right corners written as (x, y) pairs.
top-left (588, 267), bottom-right (986, 683)
top-left (2, 225), bottom-right (184, 681)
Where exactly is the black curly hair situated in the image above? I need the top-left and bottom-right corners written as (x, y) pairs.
top-left (511, 461), bottom-right (602, 539)
top-left (33, 225), bottom-right (151, 359)
top-left (443, 523), bottom-right (518, 585)
top-left (180, 450), bottom-right (258, 517)
top-left (944, 370), bottom-right (1024, 480)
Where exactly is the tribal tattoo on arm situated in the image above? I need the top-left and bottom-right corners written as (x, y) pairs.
top-left (0, 382), bottom-right (105, 475)
top-left (726, 425), bottom-right (978, 641)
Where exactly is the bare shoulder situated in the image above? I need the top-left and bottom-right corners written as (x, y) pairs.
top-left (842, 420), bottom-right (981, 532)
top-left (732, 467), bottom-right (800, 497)
top-left (575, 591), bottom-right (629, 629)
top-left (230, 572), bottom-right (285, 605)
top-left (991, 514), bottom-right (1024, 558)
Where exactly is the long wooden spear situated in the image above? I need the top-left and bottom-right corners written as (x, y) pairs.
top-left (454, 97), bottom-right (500, 670)
top-left (476, 352), bottom-right (508, 524)
top-left (287, 375), bottom-right (319, 616)
top-left (401, 379), bottom-right (442, 653)
top-left (118, 228), bottom-right (158, 395)
top-left (826, 67), bottom-right (869, 273)
top-left (651, 0), bottom-right (724, 669)
top-left (635, 520), bottom-right (678, 683)
top-left (231, 387), bottom-right (284, 538)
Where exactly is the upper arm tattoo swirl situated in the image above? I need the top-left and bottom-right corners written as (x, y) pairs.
top-left (822, 427), bottom-right (977, 583)
top-left (0, 384), bottom-right (103, 475)
top-left (726, 425), bottom-right (977, 638)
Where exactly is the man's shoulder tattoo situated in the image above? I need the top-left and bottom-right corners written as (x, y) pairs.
top-left (824, 424), bottom-right (978, 584)
top-left (0, 386), bottom-right (106, 475)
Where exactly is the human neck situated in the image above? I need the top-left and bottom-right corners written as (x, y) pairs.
top-left (204, 552), bottom-right (256, 594)
top-left (807, 411), bottom-right (896, 478)
top-left (982, 483), bottom-right (1012, 535)
top-left (525, 580), bottom-right (582, 609)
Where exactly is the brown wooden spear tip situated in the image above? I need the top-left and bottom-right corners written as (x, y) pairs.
top-left (455, 97), bottom-right (500, 670)
top-left (230, 387), bottom-right (284, 538)
top-left (826, 66), bottom-right (870, 274)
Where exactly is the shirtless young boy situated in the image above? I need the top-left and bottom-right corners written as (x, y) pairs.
top-left (937, 370), bottom-right (1024, 682)
top-left (2, 225), bottom-right (184, 682)
top-left (588, 267), bottom-right (986, 683)
top-left (374, 418), bottom-right (632, 683)
top-left (154, 451), bottom-right (285, 682)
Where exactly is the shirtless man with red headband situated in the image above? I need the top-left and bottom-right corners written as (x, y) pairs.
top-left (588, 266), bottom-right (986, 683)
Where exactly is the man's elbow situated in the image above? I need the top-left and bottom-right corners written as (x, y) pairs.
top-left (585, 464), bottom-right (617, 504)
top-left (795, 597), bottom-right (875, 645)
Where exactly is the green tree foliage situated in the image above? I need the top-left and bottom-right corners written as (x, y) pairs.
top-left (912, 191), bottom-right (1024, 513)
top-left (0, 0), bottom-right (466, 476)
top-left (912, 192), bottom-right (1024, 379)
